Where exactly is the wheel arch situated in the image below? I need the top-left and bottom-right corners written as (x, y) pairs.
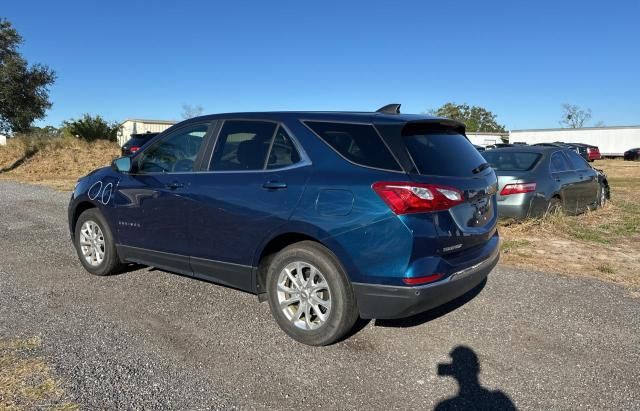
top-left (70, 201), bottom-right (97, 240)
top-left (252, 227), bottom-right (358, 297)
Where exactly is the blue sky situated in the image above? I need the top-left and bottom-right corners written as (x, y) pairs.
top-left (3, 0), bottom-right (639, 130)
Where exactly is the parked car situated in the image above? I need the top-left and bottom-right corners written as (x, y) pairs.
top-left (68, 106), bottom-right (500, 345)
top-left (584, 144), bottom-right (602, 161)
top-left (624, 148), bottom-right (640, 161)
top-left (474, 144), bottom-right (486, 152)
top-left (566, 143), bottom-right (601, 162)
top-left (481, 146), bottom-right (609, 219)
top-left (484, 143), bottom-right (513, 150)
top-left (121, 132), bottom-right (159, 156)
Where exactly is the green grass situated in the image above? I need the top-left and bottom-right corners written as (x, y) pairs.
top-left (596, 264), bottom-right (616, 274)
top-left (501, 239), bottom-right (531, 252)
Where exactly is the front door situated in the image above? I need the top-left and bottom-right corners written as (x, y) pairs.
top-left (187, 120), bottom-right (311, 289)
top-left (114, 122), bottom-right (213, 270)
top-left (564, 150), bottom-right (599, 210)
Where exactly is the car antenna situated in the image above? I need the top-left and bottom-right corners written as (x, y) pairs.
top-left (376, 104), bottom-right (401, 114)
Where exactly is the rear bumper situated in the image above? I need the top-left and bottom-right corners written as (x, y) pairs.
top-left (353, 245), bottom-right (499, 319)
top-left (497, 194), bottom-right (549, 219)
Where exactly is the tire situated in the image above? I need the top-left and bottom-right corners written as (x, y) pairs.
top-left (546, 197), bottom-right (562, 215)
top-left (266, 241), bottom-right (359, 346)
top-left (74, 208), bottom-right (122, 276)
top-left (598, 184), bottom-right (607, 208)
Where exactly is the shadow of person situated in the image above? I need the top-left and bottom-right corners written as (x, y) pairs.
top-left (435, 346), bottom-right (517, 411)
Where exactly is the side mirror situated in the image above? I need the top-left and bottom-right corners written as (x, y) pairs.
top-left (112, 156), bottom-right (132, 173)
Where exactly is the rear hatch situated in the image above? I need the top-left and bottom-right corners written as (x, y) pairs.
top-left (377, 120), bottom-right (498, 255)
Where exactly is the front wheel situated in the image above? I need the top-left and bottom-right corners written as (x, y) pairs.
top-left (266, 241), bottom-right (359, 346)
top-left (74, 208), bottom-right (123, 276)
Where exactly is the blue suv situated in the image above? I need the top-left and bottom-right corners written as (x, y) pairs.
top-left (68, 105), bottom-right (500, 345)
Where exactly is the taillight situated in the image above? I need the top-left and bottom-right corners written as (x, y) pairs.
top-left (129, 146), bottom-right (140, 153)
top-left (500, 182), bottom-right (537, 196)
top-left (372, 182), bottom-right (464, 214)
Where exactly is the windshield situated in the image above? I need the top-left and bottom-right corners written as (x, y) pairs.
top-left (481, 151), bottom-right (541, 171)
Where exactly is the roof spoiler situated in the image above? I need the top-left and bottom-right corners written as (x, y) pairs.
top-left (376, 103), bottom-right (401, 114)
top-left (402, 119), bottom-right (466, 136)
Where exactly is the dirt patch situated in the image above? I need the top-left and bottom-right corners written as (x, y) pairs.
top-left (0, 336), bottom-right (76, 410)
top-left (0, 137), bottom-right (119, 190)
top-left (500, 159), bottom-right (640, 288)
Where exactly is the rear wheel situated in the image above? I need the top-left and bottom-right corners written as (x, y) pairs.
top-left (598, 184), bottom-right (607, 208)
top-left (74, 208), bottom-right (122, 276)
top-left (266, 241), bottom-right (358, 346)
top-left (546, 196), bottom-right (562, 215)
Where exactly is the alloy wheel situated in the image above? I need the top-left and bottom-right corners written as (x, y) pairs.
top-left (276, 261), bottom-right (332, 330)
top-left (79, 220), bottom-right (106, 267)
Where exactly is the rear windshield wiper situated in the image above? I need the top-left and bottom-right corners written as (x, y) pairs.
top-left (472, 162), bottom-right (490, 174)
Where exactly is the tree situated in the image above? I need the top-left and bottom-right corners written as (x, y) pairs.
top-left (62, 114), bottom-right (120, 142)
top-left (0, 18), bottom-right (56, 133)
top-left (181, 104), bottom-right (203, 119)
top-left (29, 125), bottom-right (61, 137)
top-left (429, 102), bottom-right (507, 133)
top-left (559, 104), bottom-right (591, 128)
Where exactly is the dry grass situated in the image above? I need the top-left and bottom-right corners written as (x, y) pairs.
top-left (0, 136), bottom-right (119, 190)
top-left (500, 159), bottom-right (640, 288)
top-left (0, 337), bottom-right (76, 410)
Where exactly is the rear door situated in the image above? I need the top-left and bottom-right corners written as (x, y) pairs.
top-left (390, 127), bottom-right (498, 254)
top-left (186, 120), bottom-right (311, 289)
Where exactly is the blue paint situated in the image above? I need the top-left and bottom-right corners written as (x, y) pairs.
top-left (69, 111), bottom-right (499, 290)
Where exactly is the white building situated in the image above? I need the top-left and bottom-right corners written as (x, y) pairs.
top-left (117, 119), bottom-right (176, 146)
top-left (0, 134), bottom-right (6, 146)
top-left (509, 125), bottom-right (640, 157)
top-left (466, 132), bottom-right (509, 147)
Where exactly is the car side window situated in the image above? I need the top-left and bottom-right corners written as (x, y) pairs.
top-left (565, 150), bottom-right (589, 171)
top-left (267, 127), bottom-right (301, 169)
top-left (138, 124), bottom-right (208, 173)
top-left (550, 152), bottom-right (571, 172)
top-left (210, 121), bottom-right (277, 171)
top-left (304, 121), bottom-right (401, 171)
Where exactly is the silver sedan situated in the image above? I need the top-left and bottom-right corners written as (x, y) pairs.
top-left (481, 146), bottom-right (609, 219)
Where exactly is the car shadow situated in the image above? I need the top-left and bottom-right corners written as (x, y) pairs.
top-left (375, 278), bottom-right (487, 328)
top-left (434, 345), bottom-right (517, 410)
top-left (114, 263), bottom-right (148, 275)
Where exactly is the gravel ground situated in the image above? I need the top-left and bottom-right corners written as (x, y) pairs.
top-left (0, 181), bottom-right (639, 410)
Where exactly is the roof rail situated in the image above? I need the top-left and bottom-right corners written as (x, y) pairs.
top-left (376, 104), bottom-right (401, 114)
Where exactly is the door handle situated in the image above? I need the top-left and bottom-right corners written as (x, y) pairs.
top-left (262, 181), bottom-right (288, 190)
top-left (165, 182), bottom-right (185, 190)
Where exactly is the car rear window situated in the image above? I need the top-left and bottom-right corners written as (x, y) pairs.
top-left (481, 151), bottom-right (541, 171)
top-left (305, 121), bottom-right (401, 171)
top-left (403, 132), bottom-right (487, 176)
top-left (124, 137), bottom-right (148, 147)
